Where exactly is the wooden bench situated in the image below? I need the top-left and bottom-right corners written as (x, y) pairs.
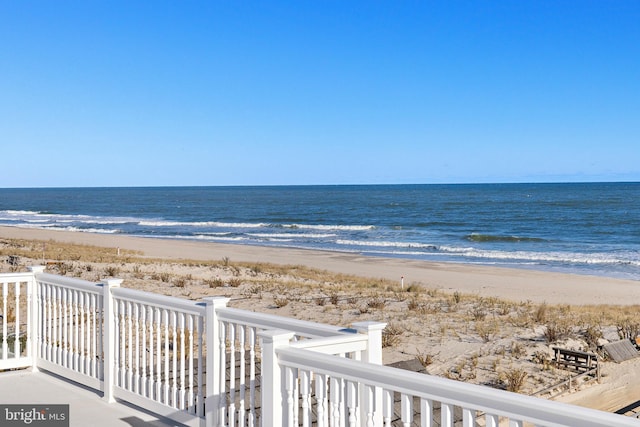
top-left (552, 347), bottom-right (599, 375)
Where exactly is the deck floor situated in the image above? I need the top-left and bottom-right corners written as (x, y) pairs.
top-left (0, 369), bottom-right (184, 427)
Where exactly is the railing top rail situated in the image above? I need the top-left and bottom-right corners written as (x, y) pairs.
top-left (290, 332), bottom-right (368, 354)
top-left (0, 272), bottom-right (37, 283)
top-left (277, 347), bottom-right (640, 427)
top-left (218, 306), bottom-right (351, 338)
top-left (112, 287), bottom-right (205, 317)
top-left (35, 272), bottom-right (103, 294)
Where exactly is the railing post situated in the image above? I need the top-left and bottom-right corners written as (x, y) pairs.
top-left (27, 266), bottom-right (45, 372)
top-left (102, 277), bottom-right (122, 403)
top-left (203, 296), bottom-right (230, 427)
top-left (352, 321), bottom-right (387, 365)
top-left (259, 329), bottom-right (295, 427)
top-left (353, 321), bottom-right (387, 426)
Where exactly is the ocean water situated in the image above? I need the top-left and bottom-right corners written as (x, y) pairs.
top-left (0, 183), bottom-right (639, 280)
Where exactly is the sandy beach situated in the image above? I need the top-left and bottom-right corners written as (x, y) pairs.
top-left (2, 225), bottom-right (640, 413)
top-left (2, 225), bottom-right (639, 306)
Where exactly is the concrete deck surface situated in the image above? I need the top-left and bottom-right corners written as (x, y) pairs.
top-left (0, 369), bottom-right (185, 427)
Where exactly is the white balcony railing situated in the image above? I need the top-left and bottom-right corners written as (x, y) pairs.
top-left (1, 267), bottom-right (638, 427)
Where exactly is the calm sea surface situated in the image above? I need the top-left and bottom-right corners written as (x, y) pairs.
top-left (1, 183), bottom-right (639, 280)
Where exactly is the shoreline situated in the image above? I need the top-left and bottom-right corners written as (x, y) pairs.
top-left (1, 225), bottom-right (638, 305)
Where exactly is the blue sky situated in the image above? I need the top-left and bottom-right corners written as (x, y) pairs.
top-left (1, 1), bottom-right (639, 187)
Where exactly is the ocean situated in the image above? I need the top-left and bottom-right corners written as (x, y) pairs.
top-left (1, 183), bottom-right (639, 280)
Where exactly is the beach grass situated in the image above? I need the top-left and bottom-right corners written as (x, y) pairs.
top-left (2, 236), bottom-right (640, 401)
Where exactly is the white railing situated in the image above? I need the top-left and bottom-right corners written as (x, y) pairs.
top-left (262, 330), bottom-right (640, 426)
top-left (35, 270), bottom-right (104, 389)
top-left (1, 268), bottom-right (638, 427)
top-left (0, 271), bottom-right (36, 370)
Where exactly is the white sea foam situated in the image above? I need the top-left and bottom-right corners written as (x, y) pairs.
top-left (447, 248), bottom-right (640, 267)
top-left (248, 232), bottom-right (337, 239)
top-left (336, 239), bottom-right (437, 249)
top-left (139, 220), bottom-right (266, 228)
top-left (37, 225), bottom-right (119, 234)
top-left (283, 223), bottom-right (375, 231)
top-left (0, 210), bottom-right (134, 225)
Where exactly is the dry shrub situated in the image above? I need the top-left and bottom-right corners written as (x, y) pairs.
top-left (416, 349), bottom-right (435, 368)
top-left (329, 293), bottom-right (339, 305)
top-left (405, 284), bottom-right (423, 293)
top-left (475, 320), bottom-right (498, 342)
top-left (104, 265), bottom-right (119, 277)
top-left (534, 302), bottom-right (548, 323)
top-left (407, 298), bottom-right (421, 311)
top-left (501, 367), bottom-right (528, 393)
top-left (368, 297), bottom-right (386, 310)
top-left (273, 297), bottom-right (289, 308)
top-left (205, 278), bottom-right (224, 288)
top-left (616, 316), bottom-right (640, 341)
top-left (469, 305), bottom-right (487, 321)
top-left (153, 272), bottom-right (170, 282)
top-left (452, 291), bottom-right (462, 304)
top-left (543, 320), bottom-right (571, 343)
top-left (511, 341), bottom-right (525, 359)
top-left (228, 278), bottom-right (242, 287)
top-left (497, 301), bottom-right (513, 316)
top-left (583, 324), bottom-right (603, 349)
top-left (382, 324), bottom-right (403, 348)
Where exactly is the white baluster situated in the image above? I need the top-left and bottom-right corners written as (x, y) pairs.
top-left (114, 301), bottom-right (125, 387)
top-left (219, 321), bottom-right (227, 427)
top-left (73, 290), bottom-right (79, 371)
top-left (53, 287), bottom-right (62, 363)
top-left (401, 393), bottom-right (412, 427)
top-left (462, 407), bottom-right (474, 427)
top-left (62, 287), bottom-right (68, 367)
top-left (238, 324), bottom-right (246, 427)
top-left (383, 389), bottom-right (393, 427)
top-left (1, 282), bottom-right (7, 360)
top-left (36, 281), bottom-right (43, 360)
top-left (13, 281), bottom-right (20, 357)
top-left (90, 293), bottom-right (97, 377)
top-left (179, 312), bottom-right (186, 410)
top-left (171, 311), bottom-right (178, 407)
top-left (420, 398), bottom-right (433, 427)
top-left (163, 309), bottom-right (170, 405)
top-left (120, 300), bottom-right (126, 387)
top-left (127, 301), bottom-right (133, 391)
top-left (134, 302), bottom-right (140, 394)
top-left (347, 380), bottom-right (358, 427)
top-left (228, 323), bottom-right (236, 427)
top-left (140, 303), bottom-right (147, 398)
top-left (156, 307), bottom-right (162, 401)
top-left (485, 413), bottom-right (499, 427)
top-left (330, 377), bottom-right (341, 427)
top-left (67, 288), bottom-right (73, 368)
top-left (301, 370), bottom-right (311, 427)
top-left (509, 419), bottom-right (524, 427)
top-left (187, 314), bottom-right (194, 412)
top-left (43, 284), bottom-right (50, 360)
top-left (441, 402), bottom-right (453, 427)
top-left (248, 326), bottom-right (256, 427)
top-left (97, 292), bottom-right (103, 381)
top-left (363, 384), bottom-right (375, 427)
top-left (148, 306), bottom-right (155, 400)
top-left (196, 315), bottom-right (204, 417)
top-left (285, 366), bottom-right (296, 427)
top-left (79, 292), bottom-right (85, 374)
top-left (315, 373), bottom-right (328, 427)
